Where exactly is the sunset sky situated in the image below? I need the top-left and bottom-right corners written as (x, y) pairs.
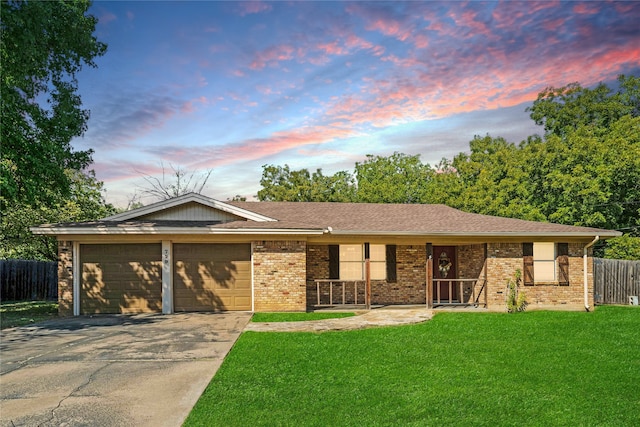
top-left (75, 1), bottom-right (640, 207)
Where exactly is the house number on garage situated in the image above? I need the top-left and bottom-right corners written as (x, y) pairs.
top-left (163, 249), bottom-right (170, 266)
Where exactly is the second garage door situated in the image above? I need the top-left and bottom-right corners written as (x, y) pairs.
top-left (173, 244), bottom-right (251, 311)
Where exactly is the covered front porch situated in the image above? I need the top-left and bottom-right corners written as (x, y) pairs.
top-left (311, 278), bottom-right (488, 309)
top-left (306, 242), bottom-right (489, 310)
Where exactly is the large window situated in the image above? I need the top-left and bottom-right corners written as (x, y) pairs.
top-left (334, 244), bottom-right (387, 280)
top-left (533, 242), bottom-right (556, 281)
top-left (523, 242), bottom-right (569, 285)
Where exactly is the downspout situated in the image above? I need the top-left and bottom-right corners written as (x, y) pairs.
top-left (583, 236), bottom-right (599, 312)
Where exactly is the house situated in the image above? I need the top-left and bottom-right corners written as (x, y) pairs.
top-left (31, 193), bottom-right (621, 316)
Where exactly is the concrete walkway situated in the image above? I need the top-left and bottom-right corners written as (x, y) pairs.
top-left (0, 312), bottom-right (250, 427)
top-left (245, 307), bottom-right (434, 332)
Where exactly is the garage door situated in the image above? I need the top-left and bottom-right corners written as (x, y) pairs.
top-left (173, 244), bottom-right (251, 311)
top-left (80, 244), bottom-right (162, 314)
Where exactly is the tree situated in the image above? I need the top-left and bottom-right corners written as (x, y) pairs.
top-left (0, 170), bottom-right (115, 260)
top-left (1, 0), bottom-right (107, 210)
top-left (527, 75), bottom-right (639, 138)
top-left (444, 135), bottom-right (546, 221)
top-left (257, 165), bottom-right (355, 202)
top-left (133, 163), bottom-right (214, 203)
top-left (1, 0), bottom-right (110, 260)
top-left (603, 235), bottom-right (640, 260)
top-left (355, 152), bottom-right (433, 203)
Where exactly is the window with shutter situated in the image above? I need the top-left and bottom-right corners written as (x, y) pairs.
top-left (386, 245), bottom-right (397, 283)
top-left (523, 243), bottom-right (534, 285)
top-left (329, 244), bottom-right (387, 281)
top-left (557, 243), bottom-right (569, 285)
top-left (523, 242), bottom-right (569, 285)
top-left (328, 245), bottom-right (339, 279)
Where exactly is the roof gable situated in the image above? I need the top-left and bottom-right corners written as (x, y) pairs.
top-left (103, 193), bottom-right (276, 222)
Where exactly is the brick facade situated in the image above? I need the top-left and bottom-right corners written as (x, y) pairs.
top-left (305, 241), bottom-right (592, 311)
top-left (58, 240), bottom-right (73, 316)
top-left (306, 244), bottom-right (428, 308)
top-left (376, 245), bottom-right (426, 305)
top-left (484, 242), bottom-right (593, 310)
top-left (456, 244), bottom-right (487, 304)
top-left (253, 240), bottom-right (307, 311)
top-left (58, 239), bottom-right (593, 315)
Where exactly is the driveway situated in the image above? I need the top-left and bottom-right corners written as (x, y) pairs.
top-left (0, 312), bottom-right (251, 427)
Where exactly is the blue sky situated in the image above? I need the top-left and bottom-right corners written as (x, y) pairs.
top-left (74, 1), bottom-right (640, 207)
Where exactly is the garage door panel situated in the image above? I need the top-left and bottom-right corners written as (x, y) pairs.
top-left (173, 244), bottom-right (251, 312)
top-left (80, 244), bottom-right (162, 314)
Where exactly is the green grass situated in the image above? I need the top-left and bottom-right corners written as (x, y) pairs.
top-left (251, 312), bottom-right (356, 322)
top-left (0, 300), bottom-right (58, 329)
top-left (185, 306), bottom-right (640, 426)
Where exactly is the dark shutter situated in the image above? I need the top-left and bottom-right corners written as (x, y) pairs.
top-left (386, 245), bottom-right (397, 283)
top-left (557, 243), bottom-right (569, 286)
top-left (329, 245), bottom-right (339, 279)
top-left (523, 243), bottom-right (534, 286)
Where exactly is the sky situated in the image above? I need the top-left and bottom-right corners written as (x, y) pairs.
top-left (75, 1), bottom-right (640, 208)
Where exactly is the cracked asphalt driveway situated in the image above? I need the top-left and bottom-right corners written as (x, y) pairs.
top-left (0, 312), bottom-right (250, 427)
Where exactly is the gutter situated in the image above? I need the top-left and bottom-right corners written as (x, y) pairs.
top-left (30, 226), bottom-right (325, 236)
top-left (583, 236), bottom-right (599, 312)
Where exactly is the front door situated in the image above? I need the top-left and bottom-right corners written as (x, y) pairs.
top-left (433, 246), bottom-right (457, 302)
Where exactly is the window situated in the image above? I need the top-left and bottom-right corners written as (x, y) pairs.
top-left (330, 244), bottom-right (388, 280)
top-left (523, 242), bottom-right (569, 285)
top-left (339, 244), bottom-right (363, 280)
top-left (369, 244), bottom-right (386, 280)
top-left (533, 242), bottom-right (555, 281)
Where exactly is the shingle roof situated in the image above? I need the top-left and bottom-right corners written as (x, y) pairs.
top-left (31, 196), bottom-right (620, 238)
top-left (227, 201), bottom-right (617, 236)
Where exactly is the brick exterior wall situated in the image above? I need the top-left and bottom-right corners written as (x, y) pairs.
top-left (58, 240), bottom-right (74, 316)
top-left (253, 240), bottom-right (307, 311)
top-left (306, 242), bottom-right (592, 311)
top-left (306, 244), bottom-right (428, 308)
top-left (485, 242), bottom-right (593, 311)
top-left (457, 244), bottom-right (487, 304)
top-left (377, 245), bottom-right (426, 305)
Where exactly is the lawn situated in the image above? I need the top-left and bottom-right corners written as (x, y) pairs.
top-left (251, 312), bottom-right (356, 322)
top-left (185, 306), bottom-right (640, 426)
top-left (0, 300), bottom-right (58, 329)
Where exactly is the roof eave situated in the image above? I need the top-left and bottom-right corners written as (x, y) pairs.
top-left (30, 226), bottom-right (324, 236)
top-left (327, 230), bottom-right (622, 238)
top-left (103, 193), bottom-right (277, 222)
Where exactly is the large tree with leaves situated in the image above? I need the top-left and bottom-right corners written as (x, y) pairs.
top-left (258, 165), bottom-right (355, 202)
top-left (1, 0), bottom-right (112, 260)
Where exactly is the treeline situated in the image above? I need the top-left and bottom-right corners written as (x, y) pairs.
top-left (258, 76), bottom-right (640, 259)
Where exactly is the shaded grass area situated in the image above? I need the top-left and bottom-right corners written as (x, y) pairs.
top-left (0, 300), bottom-right (58, 329)
top-left (251, 312), bottom-right (355, 322)
top-left (186, 306), bottom-right (640, 426)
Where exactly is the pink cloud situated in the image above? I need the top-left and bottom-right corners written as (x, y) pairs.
top-left (249, 44), bottom-right (295, 70)
top-left (99, 11), bottom-right (117, 25)
top-left (368, 17), bottom-right (412, 41)
top-left (237, 1), bottom-right (272, 16)
top-left (317, 41), bottom-right (349, 56)
top-left (157, 125), bottom-right (361, 172)
top-left (573, 3), bottom-right (599, 15)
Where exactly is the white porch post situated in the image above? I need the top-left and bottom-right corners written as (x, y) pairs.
top-left (73, 242), bottom-right (80, 316)
top-left (162, 240), bottom-right (173, 314)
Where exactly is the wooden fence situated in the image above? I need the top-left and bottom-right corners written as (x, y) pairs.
top-left (0, 259), bottom-right (58, 301)
top-left (594, 258), bottom-right (640, 305)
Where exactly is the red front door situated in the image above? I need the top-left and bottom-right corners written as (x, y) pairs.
top-left (433, 246), bottom-right (457, 302)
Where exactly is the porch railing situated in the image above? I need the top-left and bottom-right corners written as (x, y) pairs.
top-left (433, 278), bottom-right (487, 307)
top-left (314, 279), bottom-right (366, 306)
